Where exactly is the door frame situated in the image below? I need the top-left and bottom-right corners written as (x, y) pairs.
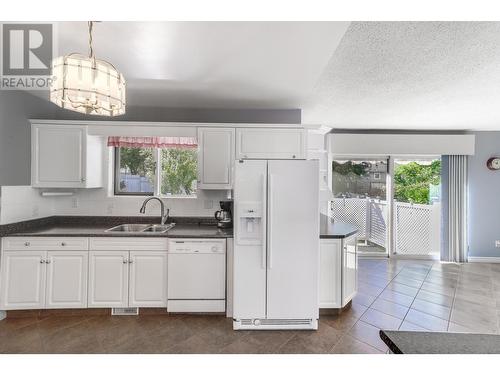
top-left (329, 155), bottom-right (392, 257)
top-left (329, 154), bottom-right (442, 259)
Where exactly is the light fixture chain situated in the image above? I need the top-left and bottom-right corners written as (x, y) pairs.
top-left (88, 21), bottom-right (94, 59)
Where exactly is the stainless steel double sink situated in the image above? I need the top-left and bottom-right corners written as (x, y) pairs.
top-left (105, 223), bottom-right (176, 233)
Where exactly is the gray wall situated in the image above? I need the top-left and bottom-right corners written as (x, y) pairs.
top-left (468, 131), bottom-right (500, 258)
top-left (0, 91), bottom-right (56, 186)
top-left (0, 91), bottom-right (301, 186)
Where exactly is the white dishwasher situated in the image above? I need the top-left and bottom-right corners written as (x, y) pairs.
top-left (167, 238), bottom-right (226, 312)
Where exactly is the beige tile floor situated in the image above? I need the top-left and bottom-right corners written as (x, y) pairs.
top-left (0, 258), bottom-right (499, 354)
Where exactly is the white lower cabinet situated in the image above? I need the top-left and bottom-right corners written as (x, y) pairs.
top-left (0, 250), bottom-right (88, 310)
top-left (0, 251), bottom-right (46, 310)
top-left (319, 235), bottom-right (358, 309)
top-left (46, 251), bottom-right (88, 308)
top-left (342, 235), bottom-right (358, 306)
top-left (129, 251), bottom-right (168, 307)
top-left (88, 250), bottom-right (168, 308)
top-left (319, 240), bottom-right (342, 308)
top-left (88, 251), bottom-right (129, 308)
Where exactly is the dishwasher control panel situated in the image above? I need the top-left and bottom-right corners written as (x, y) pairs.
top-left (168, 239), bottom-right (226, 254)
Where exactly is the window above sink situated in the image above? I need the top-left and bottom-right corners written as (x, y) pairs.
top-left (110, 136), bottom-right (198, 198)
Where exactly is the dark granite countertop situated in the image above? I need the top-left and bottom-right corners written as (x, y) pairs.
top-left (1, 215), bottom-right (356, 240)
top-left (0, 216), bottom-right (232, 239)
top-left (380, 330), bottom-right (500, 354)
top-left (319, 214), bottom-right (358, 239)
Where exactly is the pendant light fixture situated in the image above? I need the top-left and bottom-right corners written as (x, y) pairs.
top-left (50, 21), bottom-right (126, 116)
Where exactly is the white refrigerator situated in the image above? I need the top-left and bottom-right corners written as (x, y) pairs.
top-left (233, 159), bottom-right (319, 330)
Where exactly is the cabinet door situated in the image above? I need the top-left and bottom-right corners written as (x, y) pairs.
top-left (319, 239), bottom-right (342, 308)
top-left (0, 251), bottom-right (46, 310)
top-left (88, 251), bottom-right (129, 308)
top-left (32, 125), bottom-right (85, 188)
top-left (128, 251), bottom-right (167, 307)
top-left (198, 127), bottom-right (235, 189)
top-left (342, 235), bottom-right (358, 307)
top-left (236, 128), bottom-right (306, 159)
top-left (46, 251), bottom-right (88, 309)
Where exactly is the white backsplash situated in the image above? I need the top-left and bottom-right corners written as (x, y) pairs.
top-left (0, 186), bottom-right (55, 224)
top-left (52, 188), bottom-right (228, 218)
top-left (0, 186), bottom-right (227, 224)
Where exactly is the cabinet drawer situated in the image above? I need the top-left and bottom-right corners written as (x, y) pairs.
top-left (2, 237), bottom-right (88, 251)
top-left (89, 237), bottom-right (168, 251)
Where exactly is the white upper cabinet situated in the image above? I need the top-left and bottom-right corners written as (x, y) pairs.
top-left (236, 128), bottom-right (306, 160)
top-left (197, 127), bottom-right (235, 189)
top-left (31, 123), bottom-right (103, 188)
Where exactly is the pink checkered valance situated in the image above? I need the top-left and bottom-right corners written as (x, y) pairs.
top-left (107, 136), bottom-right (197, 149)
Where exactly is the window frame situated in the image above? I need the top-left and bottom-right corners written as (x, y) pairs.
top-left (113, 146), bottom-right (198, 198)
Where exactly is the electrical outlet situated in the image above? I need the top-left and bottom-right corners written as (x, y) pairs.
top-left (71, 197), bottom-right (79, 208)
top-left (204, 200), bottom-right (214, 209)
top-left (495, 240), bottom-right (500, 248)
top-left (32, 205), bottom-right (39, 217)
top-left (106, 203), bottom-right (114, 215)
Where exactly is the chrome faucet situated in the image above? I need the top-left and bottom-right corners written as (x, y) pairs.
top-left (139, 197), bottom-right (170, 225)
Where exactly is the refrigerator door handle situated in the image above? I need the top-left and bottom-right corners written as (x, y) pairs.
top-left (261, 172), bottom-right (267, 269)
top-left (267, 173), bottom-right (273, 269)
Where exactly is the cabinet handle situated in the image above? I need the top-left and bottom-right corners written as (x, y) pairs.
top-left (81, 178), bottom-right (86, 182)
top-left (24, 242), bottom-right (30, 247)
top-left (40, 259), bottom-right (45, 264)
top-left (61, 242), bottom-right (66, 246)
top-left (292, 155), bottom-right (296, 159)
top-left (45, 259), bottom-right (51, 264)
top-left (128, 259), bottom-right (133, 264)
top-left (123, 259), bottom-right (128, 264)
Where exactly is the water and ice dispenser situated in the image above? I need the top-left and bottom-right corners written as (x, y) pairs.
top-left (236, 201), bottom-right (264, 245)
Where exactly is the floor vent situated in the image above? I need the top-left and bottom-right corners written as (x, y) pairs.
top-left (236, 318), bottom-right (317, 330)
top-left (112, 307), bottom-right (139, 316)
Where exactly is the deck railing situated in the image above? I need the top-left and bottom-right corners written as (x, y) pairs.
top-left (330, 198), bottom-right (440, 256)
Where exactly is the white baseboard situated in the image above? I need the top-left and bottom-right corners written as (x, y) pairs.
top-left (0, 310), bottom-right (6, 321)
top-left (468, 256), bottom-right (500, 263)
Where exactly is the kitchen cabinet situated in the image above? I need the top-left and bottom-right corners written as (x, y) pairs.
top-left (88, 251), bottom-right (129, 308)
top-left (88, 238), bottom-right (168, 308)
top-left (342, 235), bottom-right (358, 306)
top-left (235, 128), bottom-right (306, 160)
top-left (0, 245), bottom-right (88, 310)
top-left (197, 127), bottom-right (235, 189)
top-left (31, 123), bottom-right (103, 188)
top-left (46, 251), bottom-right (88, 308)
top-left (319, 240), bottom-right (342, 308)
top-left (319, 234), bottom-right (358, 309)
top-left (129, 251), bottom-right (168, 307)
top-left (0, 251), bottom-right (46, 310)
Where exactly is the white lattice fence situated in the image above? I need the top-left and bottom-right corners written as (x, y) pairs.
top-left (330, 198), bottom-right (368, 239)
top-left (369, 201), bottom-right (387, 248)
top-left (331, 198), bottom-right (440, 256)
top-left (395, 202), bottom-right (440, 256)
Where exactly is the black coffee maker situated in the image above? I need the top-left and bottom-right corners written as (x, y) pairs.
top-left (215, 200), bottom-right (233, 229)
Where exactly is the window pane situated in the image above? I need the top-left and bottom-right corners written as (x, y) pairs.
top-left (115, 147), bottom-right (155, 194)
top-left (160, 148), bottom-right (198, 196)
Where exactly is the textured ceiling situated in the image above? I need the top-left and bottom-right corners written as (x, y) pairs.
top-left (51, 21), bottom-right (349, 109)
top-left (303, 22), bottom-right (500, 130)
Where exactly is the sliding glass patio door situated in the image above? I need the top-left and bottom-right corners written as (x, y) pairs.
top-left (392, 157), bottom-right (442, 258)
top-left (330, 156), bottom-right (442, 259)
top-left (330, 159), bottom-right (389, 256)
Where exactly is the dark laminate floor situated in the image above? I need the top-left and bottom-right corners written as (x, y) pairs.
top-left (1, 258), bottom-right (499, 354)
